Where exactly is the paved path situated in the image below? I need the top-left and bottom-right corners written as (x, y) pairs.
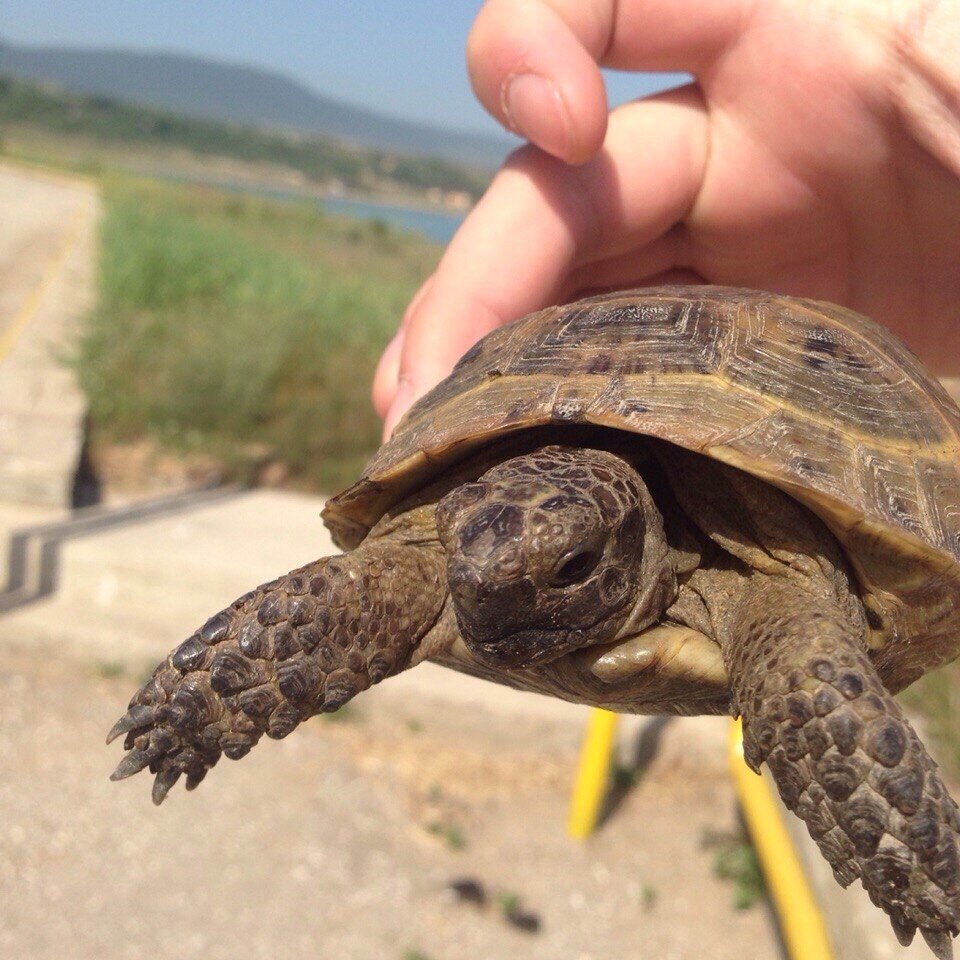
top-left (0, 162), bottom-right (98, 507)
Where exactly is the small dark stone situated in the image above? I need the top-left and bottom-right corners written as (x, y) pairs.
top-left (505, 910), bottom-right (542, 934)
top-left (448, 877), bottom-right (486, 906)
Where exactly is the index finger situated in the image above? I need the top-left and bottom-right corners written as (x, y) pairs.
top-left (467, 0), bottom-right (745, 162)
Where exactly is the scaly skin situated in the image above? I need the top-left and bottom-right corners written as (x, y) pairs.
top-left (729, 577), bottom-right (960, 957)
top-left (108, 534), bottom-right (446, 804)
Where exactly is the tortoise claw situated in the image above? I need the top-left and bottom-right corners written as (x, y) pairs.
top-left (890, 914), bottom-right (917, 947)
top-left (921, 928), bottom-right (955, 960)
top-left (110, 747), bottom-right (157, 781)
top-left (185, 767), bottom-right (208, 791)
top-left (105, 704), bottom-right (157, 745)
top-left (152, 768), bottom-right (182, 806)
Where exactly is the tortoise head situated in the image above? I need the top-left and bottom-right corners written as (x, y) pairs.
top-left (436, 445), bottom-right (674, 668)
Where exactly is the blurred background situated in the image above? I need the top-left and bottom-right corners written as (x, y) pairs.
top-left (0, 4), bottom-right (953, 960)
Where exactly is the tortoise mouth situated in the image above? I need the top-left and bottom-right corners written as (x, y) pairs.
top-left (464, 626), bottom-right (583, 670)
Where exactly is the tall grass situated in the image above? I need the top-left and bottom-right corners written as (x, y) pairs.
top-left (77, 177), bottom-right (437, 489)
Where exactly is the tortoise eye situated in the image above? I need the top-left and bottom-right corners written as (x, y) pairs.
top-left (551, 550), bottom-right (601, 587)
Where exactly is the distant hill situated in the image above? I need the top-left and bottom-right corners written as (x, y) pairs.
top-left (0, 74), bottom-right (492, 201)
top-left (0, 37), bottom-right (512, 168)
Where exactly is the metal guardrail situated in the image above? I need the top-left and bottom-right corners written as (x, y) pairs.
top-left (568, 708), bottom-right (835, 960)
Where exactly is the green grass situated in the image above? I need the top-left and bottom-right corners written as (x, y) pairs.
top-left (75, 176), bottom-right (437, 490)
top-left (701, 827), bottom-right (765, 910)
top-left (904, 662), bottom-right (960, 781)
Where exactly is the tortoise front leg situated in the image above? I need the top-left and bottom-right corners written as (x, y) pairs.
top-left (726, 577), bottom-right (960, 958)
top-left (107, 533), bottom-right (448, 804)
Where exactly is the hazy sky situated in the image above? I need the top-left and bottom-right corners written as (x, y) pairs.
top-left (0, 1), bottom-right (686, 136)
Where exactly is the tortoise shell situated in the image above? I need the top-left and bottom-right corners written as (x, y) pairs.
top-left (324, 286), bottom-right (960, 692)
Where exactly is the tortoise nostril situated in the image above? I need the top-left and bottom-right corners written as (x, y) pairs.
top-left (551, 549), bottom-right (601, 587)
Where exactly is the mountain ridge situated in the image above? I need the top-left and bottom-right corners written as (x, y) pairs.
top-left (0, 36), bottom-right (512, 168)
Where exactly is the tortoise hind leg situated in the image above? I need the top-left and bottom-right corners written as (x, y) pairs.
top-left (726, 577), bottom-right (960, 957)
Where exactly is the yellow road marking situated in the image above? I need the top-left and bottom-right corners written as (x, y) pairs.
top-left (0, 201), bottom-right (86, 364)
top-left (567, 707), bottom-right (620, 839)
top-left (728, 718), bottom-right (834, 960)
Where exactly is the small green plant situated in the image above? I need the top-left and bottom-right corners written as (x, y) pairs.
top-left (94, 660), bottom-right (125, 680)
top-left (495, 891), bottom-right (522, 916)
top-left (640, 883), bottom-right (658, 911)
top-left (406, 718), bottom-right (423, 733)
top-left (701, 827), bottom-right (765, 910)
top-left (427, 821), bottom-right (467, 851)
top-left (401, 950), bottom-right (432, 960)
top-left (318, 704), bottom-right (358, 723)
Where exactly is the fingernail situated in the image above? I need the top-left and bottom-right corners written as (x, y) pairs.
top-left (502, 72), bottom-right (572, 159)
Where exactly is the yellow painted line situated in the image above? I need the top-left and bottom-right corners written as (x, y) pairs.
top-left (567, 707), bottom-right (620, 839)
top-left (0, 202), bottom-right (86, 363)
top-left (728, 718), bottom-right (834, 960)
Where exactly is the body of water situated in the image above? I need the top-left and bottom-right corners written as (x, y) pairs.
top-left (321, 195), bottom-right (464, 245)
top-left (140, 168), bottom-right (466, 245)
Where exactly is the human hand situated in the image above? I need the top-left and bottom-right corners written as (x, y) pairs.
top-left (374, 0), bottom-right (960, 436)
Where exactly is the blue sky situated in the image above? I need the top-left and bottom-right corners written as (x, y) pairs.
top-left (0, 1), bottom-right (685, 136)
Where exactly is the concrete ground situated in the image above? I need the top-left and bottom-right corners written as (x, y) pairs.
top-left (0, 161), bottom-right (97, 507)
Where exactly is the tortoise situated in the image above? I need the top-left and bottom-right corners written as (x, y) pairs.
top-left (108, 286), bottom-right (960, 956)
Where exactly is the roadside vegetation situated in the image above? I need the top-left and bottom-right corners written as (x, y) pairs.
top-left (904, 666), bottom-right (960, 782)
top-left (0, 74), bottom-right (489, 201)
top-left (75, 175), bottom-right (437, 490)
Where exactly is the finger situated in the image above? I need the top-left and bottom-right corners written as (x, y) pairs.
top-left (468, 0), bottom-right (608, 162)
top-left (372, 331), bottom-right (403, 421)
top-left (372, 275), bottom-right (435, 419)
top-left (385, 87), bottom-right (708, 435)
top-left (468, 0), bottom-right (745, 158)
top-left (563, 228), bottom-right (691, 297)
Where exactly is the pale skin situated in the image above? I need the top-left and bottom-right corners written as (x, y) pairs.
top-left (373, 0), bottom-right (960, 436)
